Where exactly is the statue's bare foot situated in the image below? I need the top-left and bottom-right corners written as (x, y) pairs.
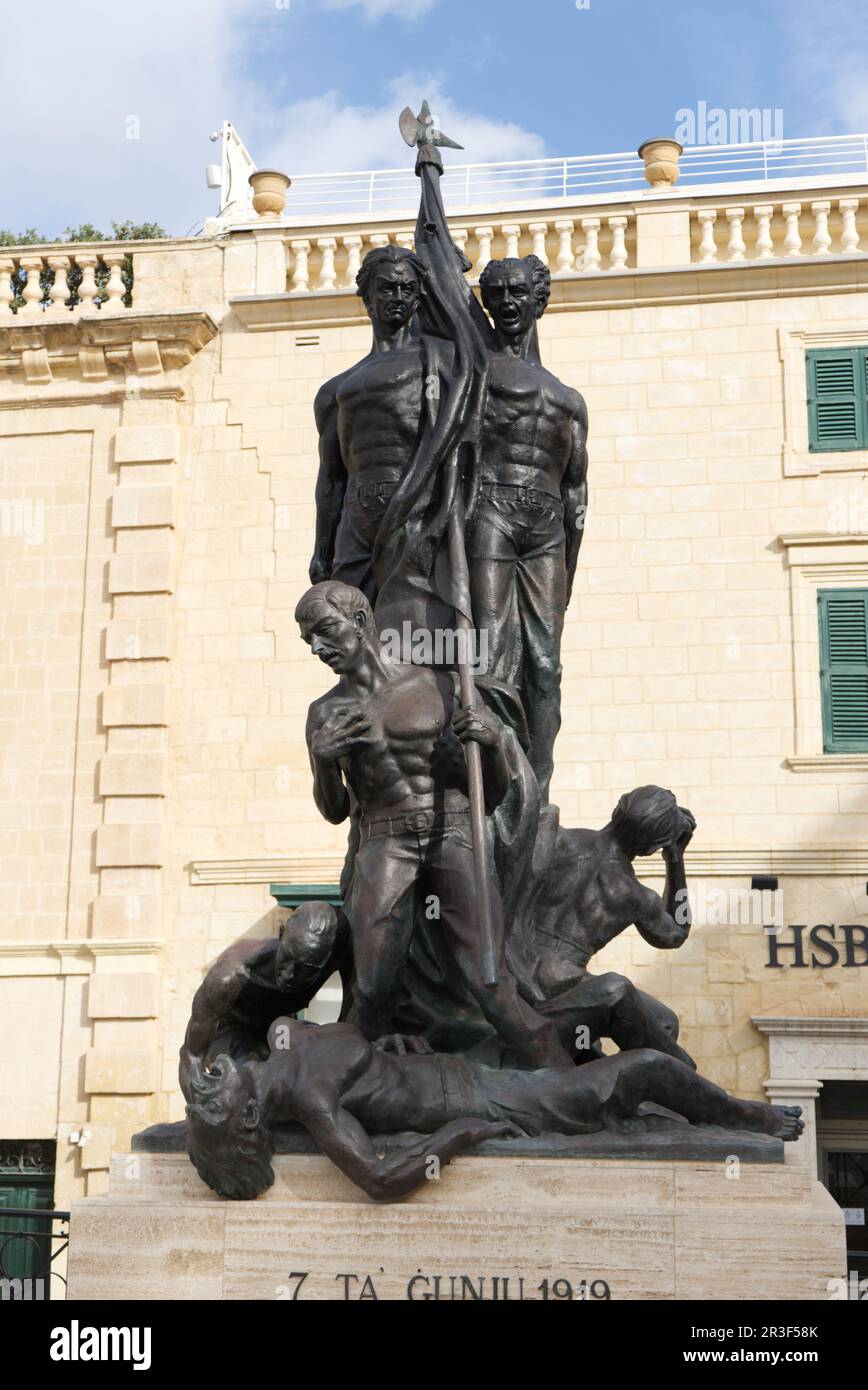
top-left (766, 1105), bottom-right (804, 1141)
top-left (733, 1100), bottom-right (804, 1141)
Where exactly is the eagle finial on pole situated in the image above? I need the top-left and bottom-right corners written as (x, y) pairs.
top-left (399, 99), bottom-right (463, 172)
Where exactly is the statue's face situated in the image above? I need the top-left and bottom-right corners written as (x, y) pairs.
top-left (275, 953), bottom-right (320, 994)
top-left (482, 263), bottom-right (537, 338)
top-left (299, 605), bottom-right (364, 674)
top-left (367, 260), bottom-right (421, 330)
top-left (188, 1055), bottom-right (248, 1127)
top-left (278, 911), bottom-right (332, 1000)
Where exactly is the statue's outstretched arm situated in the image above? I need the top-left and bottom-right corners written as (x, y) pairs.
top-left (179, 940), bottom-right (271, 1099)
top-left (300, 1097), bottom-right (512, 1202)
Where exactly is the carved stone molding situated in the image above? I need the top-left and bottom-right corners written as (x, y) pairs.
top-left (0, 308), bottom-right (218, 384)
top-left (752, 1016), bottom-right (868, 1174)
top-left (189, 855), bottom-right (344, 886)
top-left (189, 846), bottom-right (868, 887)
top-left (0, 938), bottom-right (163, 977)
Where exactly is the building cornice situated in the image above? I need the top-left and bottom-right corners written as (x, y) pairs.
top-left (0, 939), bottom-right (164, 977)
top-left (753, 1017), bottom-right (868, 1038)
top-left (0, 308), bottom-right (218, 385)
top-left (189, 845), bottom-right (867, 888)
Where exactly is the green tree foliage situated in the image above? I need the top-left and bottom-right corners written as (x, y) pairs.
top-left (0, 228), bottom-right (51, 246)
top-left (109, 221), bottom-right (167, 241)
top-left (0, 222), bottom-right (167, 248)
top-left (63, 223), bottom-right (107, 243)
top-left (1, 222), bottom-right (166, 310)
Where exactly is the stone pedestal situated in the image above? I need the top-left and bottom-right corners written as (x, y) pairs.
top-left (67, 1151), bottom-right (845, 1301)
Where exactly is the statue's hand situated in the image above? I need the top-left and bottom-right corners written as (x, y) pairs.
top-left (463, 1119), bottom-right (525, 1144)
top-left (675, 806), bottom-right (696, 851)
top-left (311, 706), bottom-right (373, 762)
top-left (452, 703), bottom-right (501, 749)
top-left (309, 551), bottom-right (332, 585)
top-left (663, 807), bottom-right (696, 861)
top-left (372, 1033), bottom-right (434, 1057)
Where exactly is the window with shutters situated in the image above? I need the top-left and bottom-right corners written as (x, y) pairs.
top-left (818, 590), bottom-right (868, 752)
top-left (806, 347), bottom-right (868, 452)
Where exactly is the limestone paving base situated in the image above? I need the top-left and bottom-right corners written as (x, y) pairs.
top-left (66, 1152), bottom-right (845, 1301)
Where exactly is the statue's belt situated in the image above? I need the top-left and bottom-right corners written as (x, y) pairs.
top-left (359, 808), bottom-right (470, 840)
top-left (477, 482), bottom-right (564, 515)
top-left (346, 481), bottom-right (399, 504)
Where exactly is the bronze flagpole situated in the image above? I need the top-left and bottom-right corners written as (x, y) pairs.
top-left (401, 102), bottom-right (498, 987)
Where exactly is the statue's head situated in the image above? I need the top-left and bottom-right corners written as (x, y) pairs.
top-left (276, 900), bottom-right (340, 994)
top-left (610, 785), bottom-right (679, 858)
top-left (479, 255), bottom-right (551, 339)
top-left (356, 244), bottom-right (424, 331)
top-left (186, 1054), bottom-right (275, 1200)
top-left (295, 581), bottom-right (375, 675)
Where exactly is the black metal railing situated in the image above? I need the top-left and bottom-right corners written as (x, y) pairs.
top-left (0, 1208), bottom-right (70, 1300)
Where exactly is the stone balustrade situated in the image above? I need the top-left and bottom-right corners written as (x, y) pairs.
top-left (284, 210), bottom-right (638, 293)
top-left (1, 186), bottom-right (865, 326)
top-left (0, 248), bottom-right (133, 316)
top-left (282, 191), bottom-right (866, 295)
top-left (690, 196), bottom-right (865, 263)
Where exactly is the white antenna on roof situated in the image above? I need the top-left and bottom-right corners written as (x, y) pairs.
top-left (203, 121), bottom-right (257, 231)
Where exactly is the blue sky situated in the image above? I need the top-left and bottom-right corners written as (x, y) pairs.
top-left (5, 0), bottom-right (868, 237)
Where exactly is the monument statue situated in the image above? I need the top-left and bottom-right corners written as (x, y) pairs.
top-left (179, 901), bottom-right (351, 1101)
top-left (185, 1018), bottom-right (804, 1203)
top-left (309, 244), bottom-right (427, 602)
top-left (468, 255), bottom-right (588, 798)
top-left (296, 578), bottom-right (572, 1069)
top-left (514, 786), bottom-right (699, 1066)
top-left (175, 100), bottom-right (804, 1204)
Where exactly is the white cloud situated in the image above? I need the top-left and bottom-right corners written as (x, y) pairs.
top-left (255, 74), bottom-right (547, 176)
top-left (3, 0), bottom-right (264, 237)
top-left (2, 3), bottom-right (544, 237)
top-left (321, 0), bottom-right (436, 19)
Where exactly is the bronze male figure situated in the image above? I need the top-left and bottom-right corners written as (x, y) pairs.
top-left (469, 255), bottom-right (588, 799)
top-left (296, 579), bottom-right (573, 1069)
top-left (310, 245), bottom-right (428, 603)
top-left (526, 786), bottom-right (698, 1065)
top-left (186, 1016), bottom-right (804, 1202)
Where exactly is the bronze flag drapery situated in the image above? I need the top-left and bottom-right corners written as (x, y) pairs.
top-left (371, 139), bottom-right (499, 984)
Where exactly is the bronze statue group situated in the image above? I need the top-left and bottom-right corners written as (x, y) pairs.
top-left (181, 112), bottom-right (802, 1202)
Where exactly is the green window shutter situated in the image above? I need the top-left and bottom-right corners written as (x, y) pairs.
top-left (819, 590), bottom-right (868, 752)
top-left (806, 347), bottom-right (868, 452)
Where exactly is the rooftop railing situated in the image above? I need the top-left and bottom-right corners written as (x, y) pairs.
top-left (283, 133), bottom-right (868, 220)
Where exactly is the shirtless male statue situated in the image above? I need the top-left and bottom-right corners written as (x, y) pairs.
top-left (310, 245), bottom-right (428, 602)
top-left (296, 578), bottom-right (573, 1070)
top-left (179, 900), bottom-right (351, 1102)
top-left (526, 785), bottom-right (698, 1067)
top-left (469, 254), bottom-right (588, 798)
top-left (185, 1016), bottom-right (804, 1202)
